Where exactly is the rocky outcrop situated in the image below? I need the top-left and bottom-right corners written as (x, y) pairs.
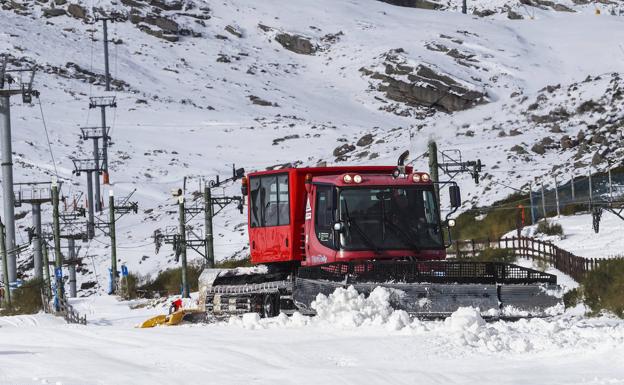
top-left (67, 3), bottom-right (86, 19)
top-left (364, 64), bottom-right (486, 113)
top-left (275, 33), bottom-right (317, 55)
top-left (43, 7), bottom-right (67, 17)
top-left (377, 0), bottom-right (443, 10)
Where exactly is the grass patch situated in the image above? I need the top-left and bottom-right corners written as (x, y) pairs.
top-left (215, 257), bottom-right (252, 269)
top-left (477, 248), bottom-right (517, 263)
top-left (536, 220), bottom-right (563, 236)
top-left (139, 264), bottom-right (203, 297)
top-left (582, 259), bottom-right (624, 317)
top-left (451, 193), bottom-right (531, 240)
top-left (0, 278), bottom-right (44, 315)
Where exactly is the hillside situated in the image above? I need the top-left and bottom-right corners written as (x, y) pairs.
top-left (1, 0), bottom-right (624, 293)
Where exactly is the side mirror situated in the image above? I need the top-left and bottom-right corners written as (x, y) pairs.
top-left (333, 222), bottom-right (345, 232)
top-left (449, 185), bottom-right (461, 208)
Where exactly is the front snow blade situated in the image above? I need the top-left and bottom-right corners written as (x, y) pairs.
top-left (294, 261), bottom-right (563, 318)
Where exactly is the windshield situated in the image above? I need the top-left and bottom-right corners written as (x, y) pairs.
top-left (338, 187), bottom-right (443, 250)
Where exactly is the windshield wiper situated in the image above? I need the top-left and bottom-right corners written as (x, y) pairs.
top-left (342, 199), bottom-right (380, 253)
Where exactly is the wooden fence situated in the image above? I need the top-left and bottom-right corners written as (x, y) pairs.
top-left (41, 290), bottom-right (87, 325)
top-left (446, 236), bottom-right (622, 282)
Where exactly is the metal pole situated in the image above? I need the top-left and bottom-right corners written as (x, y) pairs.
top-left (0, 218), bottom-right (11, 307)
top-left (554, 176), bottom-right (561, 217)
top-left (462, 0), bottom-right (467, 14)
top-left (32, 203), bottom-right (43, 279)
top-left (608, 166), bottom-right (613, 200)
top-left (588, 170), bottom-right (593, 207)
top-left (103, 19), bottom-right (111, 92)
top-left (204, 186), bottom-right (215, 268)
top-left (0, 95), bottom-right (16, 283)
top-left (86, 171), bottom-right (95, 239)
top-left (68, 238), bottom-right (76, 298)
top-left (540, 182), bottom-right (547, 220)
top-left (100, 106), bottom-right (108, 174)
top-left (109, 190), bottom-right (117, 294)
top-left (428, 140), bottom-right (441, 223)
top-left (570, 167), bottom-right (575, 200)
top-left (52, 180), bottom-right (64, 303)
top-left (93, 138), bottom-right (101, 212)
top-left (529, 182), bottom-right (536, 224)
top-left (42, 242), bottom-right (51, 296)
top-left (179, 196), bottom-right (189, 298)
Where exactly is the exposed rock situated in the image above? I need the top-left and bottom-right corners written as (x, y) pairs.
top-left (248, 95), bottom-right (277, 107)
top-left (225, 25), bottom-right (243, 38)
top-left (149, 0), bottom-right (183, 11)
top-left (372, 63), bottom-right (487, 112)
top-left (531, 143), bottom-right (546, 155)
top-left (257, 23), bottom-right (273, 32)
top-left (473, 9), bottom-right (495, 16)
top-left (553, 3), bottom-right (575, 11)
top-left (55, 0), bottom-right (67, 5)
top-left (43, 7), bottom-right (67, 17)
top-left (508, 128), bottom-right (522, 136)
top-left (591, 151), bottom-right (604, 165)
top-left (273, 134), bottom-right (300, 145)
top-left (507, 9), bottom-right (523, 19)
top-left (275, 33), bottom-right (317, 55)
top-left (67, 3), bottom-right (86, 19)
top-left (510, 145), bottom-right (527, 154)
top-left (121, 0), bottom-right (146, 7)
top-left (576, 100), bottom-right (605, 114)
top-left (333, 144), bottom-right (356, 157)
top-left (560, 135), bottom-right (574, 149)
top-left (541, 136), bottom-right (554, 146)
top-left (530, 107), bottom-right (570, 123)
top-left (356, 134), bottom-right (374, 147)
top-left (377, 0), bottom-right (443, 10)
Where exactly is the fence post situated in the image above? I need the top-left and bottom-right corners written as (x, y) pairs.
top-left (471, 239), bottom-right (476, 258)
top-left (529, 182), bottom-right (536, 224)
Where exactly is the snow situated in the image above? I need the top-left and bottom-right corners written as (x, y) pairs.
top-left (2, 288), bottom-right (624, 385)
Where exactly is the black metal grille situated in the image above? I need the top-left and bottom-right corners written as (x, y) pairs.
top-left (297, 261), bottom-right (556, 285)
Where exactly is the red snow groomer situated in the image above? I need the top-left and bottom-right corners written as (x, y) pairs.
top-left (199, 154), bottom-right (561, 319)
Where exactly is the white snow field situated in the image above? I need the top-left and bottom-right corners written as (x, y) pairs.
top-left (1, 288), bottom-right (624, 385)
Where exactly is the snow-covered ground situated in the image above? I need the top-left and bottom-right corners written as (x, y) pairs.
top-left (508, 211), bottom-right (624, 258)
top-left (1, 285), bottom-right (623, 385)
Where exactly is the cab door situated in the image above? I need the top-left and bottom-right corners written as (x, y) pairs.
top-left (248, 173), bottom-right (291, 264)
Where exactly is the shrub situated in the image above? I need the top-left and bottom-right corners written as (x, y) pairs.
top-left (0, 278), bottom-right (44, 315)
top-left (477, 248), bottom-right (517, 264)
top-left (563, 287), bottom-right (583, 309)
top-left (216, 257), bottom-right (252, 269)
top-left (561, 203), bottom-right (587, 216)
top-left (582, 259), bottom-right (624, 317)
top-left (536, 220), bottom-right (563, 236)
top-left (139, 264), bottom-right (203, 297)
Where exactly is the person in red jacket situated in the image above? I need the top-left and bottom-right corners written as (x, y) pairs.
top-left (169, 298), bottom-right (183, 314)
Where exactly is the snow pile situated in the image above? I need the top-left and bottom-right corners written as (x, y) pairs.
top-left (311, 286), bottom-right (411, 330)
top-left (228, 285), bottom-right (624, 355)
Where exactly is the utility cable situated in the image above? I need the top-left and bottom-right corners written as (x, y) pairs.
top-left (37, 97), bottom-right (59, 178)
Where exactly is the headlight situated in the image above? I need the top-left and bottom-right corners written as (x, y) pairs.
top-left (421, 173), bottom-right (430, 182)
top-left (353, 175), bottom-right (362, 184)
top-left (343, 174), bottom-right (352, 183)
top-left (412, 174), bottom-right (421, 183)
